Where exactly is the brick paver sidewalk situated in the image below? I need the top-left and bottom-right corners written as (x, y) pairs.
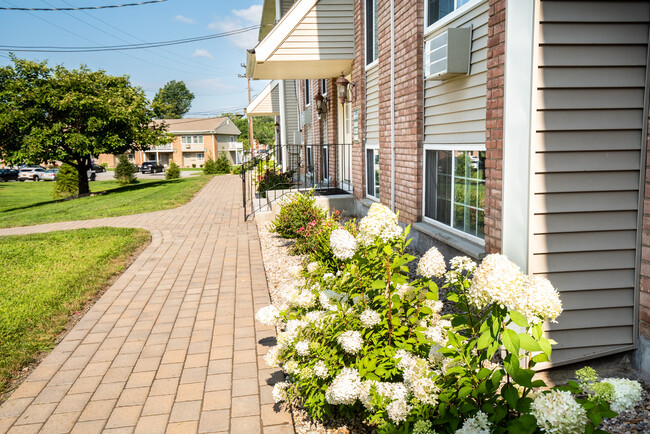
top-left (0, 175), bottom-right (292, 434)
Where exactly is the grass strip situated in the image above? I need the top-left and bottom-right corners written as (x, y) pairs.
top-left (0, 227), bottom-right (150, 391)
top-left (0, 175), bottom-right (213, 228)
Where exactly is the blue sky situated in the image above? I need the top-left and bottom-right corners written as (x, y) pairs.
top-left (0, 0), bottom-right (269, 117)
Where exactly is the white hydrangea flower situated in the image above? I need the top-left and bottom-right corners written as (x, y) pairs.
top-left (428, 344), bottom-right (444, 365)
top-left (294, 289), bottom-right (316, 309)
top-left (423, 299), bottom-right (444, 316)
top-left (288, 265), bottom-right (302, 279)
top-left (306, 262), bottom-right (319, 273)
top-left (358, 380), bottom-right (377, 410)
top-left (325, 367), bottom-right (362, 405)
top-left (446, 256), bottom-right (477, 284)
top-left (410, 377), bottom-right (439, 405)
top-left (295, 340), bottom-right (310, 357)
top-left (396, 283), bottom-right (415, 298)
top-left (330, 229), bottom-right (358, 260)
top-left (272, 381), bottom-right (289, 403)
top-left (375, 382), bottom-right (409, 402)
top-left (601, 378), bottom-right (642, 413)
top-left (264, 346), bottom-right (282, 367)
top-left (456, 411), bottom-right (491, 434)
top-left (386, 398), bottom-right (411, 423)
top-left (531, 390), bottom-right (588, 434)
top-left (284, 360), bottom-right (300, 376)
top-left (323, 272), bottom-right (335, 281)
top-left (395, 349), bottom-right (417, 371)
top-left (313, 360), bottom-right (329, 379)
top-left (304, 310), bottom-right (327, 328)
top-left (255, 305), bottom-right (282, 326)
top-left (298, 367), bottom-right (313, 380)
top-left (285, 319), bottom-right (306, 339)
top-left (337, 330), bottom-right (364, 354)
top-left (468, 254), bottom-right (528, 310)
top-left (357, 203), bottom-right (402, 246)
top-left (518, 276), bottom-right (563, 324)
top-left (352, 294), bottom-right (369, 305)
top-left (413, 420), bottom-right (436, 434)
top-left (359, 309), bottom-right (381, 328)
top-left (319, 290), bottom-right (348, 311)
top-left (424, 319), bottom-right (450, 345)
top-left (417, 247), bottom-right (447, 279)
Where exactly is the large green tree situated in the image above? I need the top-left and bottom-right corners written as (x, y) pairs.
top-left (222, 113), bottom-right (275, 151)
top-left (0, 57), bottom-right (170, 195)
top-left (152, 80), bottom-right (194, 119)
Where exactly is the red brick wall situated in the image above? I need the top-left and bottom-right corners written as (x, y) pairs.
top-left (640, 117), bottom-right (650, 339)
top-left (484, 0), bottom-right (506, 254)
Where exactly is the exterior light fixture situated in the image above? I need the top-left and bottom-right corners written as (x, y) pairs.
top-left (336, 72), bottom-right (351, 105)
top-left (314, 91), bottom-right (326, 116)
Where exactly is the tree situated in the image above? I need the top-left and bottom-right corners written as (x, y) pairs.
top-left (221, 113), bottom-right (276, 151)
top-left (0, 57), bottom-right (170, 195)
top-left (152, 80), bottom-right (194, 119)
top-left (114, 154), bottom-right (138, 185)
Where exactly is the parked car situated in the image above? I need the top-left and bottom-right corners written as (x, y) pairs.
top-left (0, 168), bottom-right (18, 182)
top-left (18, 167), bottom-right (46, 181)
top-left (140, 161), bottom-right (164, 173)
top-left (88, 169), bottom-right (96, 181)
top-left (41, 168), bottom-right (59, 181)
top-left (92, 164), bottom-right (106, 173)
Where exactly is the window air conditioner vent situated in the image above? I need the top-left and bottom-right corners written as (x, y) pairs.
top-left (425, 27), bottom-right (472, 80)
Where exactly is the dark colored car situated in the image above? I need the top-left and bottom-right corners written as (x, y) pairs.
top-left (0, 168), bottom-right (18, 182)
top-left (92, 164), bottom-right (106, 173)
top-left (140, 161), bottom-right (164, 173)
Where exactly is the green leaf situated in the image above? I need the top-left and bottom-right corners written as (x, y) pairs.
top-left (513, 368), bottom-right (534, 388)
top-left (508, 311), bottom-right (529, 328)
top-left (477, 367), bottom-right (492, 380)
top-left (538, 337), bottom-right (552, 358)
top-left (502, 384), bottom-right (518, 408)
top-left (458, 386), bottom-right (473, 398)
top-left (518, 333), bottom-right (542, 352)
top-left (371, 279), bottom-right (385, 289)
top-left (531, 353), bottom-right (549, 364)
top-left (502, 329), bottom-right (520, 355)
top-left (476, 331), bottom-right (492, 350)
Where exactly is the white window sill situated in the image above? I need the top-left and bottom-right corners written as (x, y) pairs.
top-left (412, 221), bottom-right (485, 259)
top-left (424, 0), bottom-right (485, 39)
top-left (365, 59), bottom-right (379, 72)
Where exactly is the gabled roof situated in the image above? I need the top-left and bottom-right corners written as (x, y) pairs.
top-left (154, 117), bottom-right (241, 135)
top-left (246, 81), bottom-right (280, 116)
top-left (247, 0), bottom-right (354, 80)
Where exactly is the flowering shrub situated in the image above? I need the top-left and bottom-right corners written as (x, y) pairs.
top-left (291, 210), bottom-right (342, 255)
top-left (257, 203), bottom-right (639, 433)
top-left (269, 190), bottom-right (327, 239)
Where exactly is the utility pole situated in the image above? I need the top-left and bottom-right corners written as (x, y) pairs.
top-left (239, 64), bottom-right (254, 157)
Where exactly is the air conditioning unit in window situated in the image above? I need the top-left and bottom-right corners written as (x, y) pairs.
top-left (425, 27), bottom-right (472, 80)
top-left (292, 131), bottom-right (302, 145)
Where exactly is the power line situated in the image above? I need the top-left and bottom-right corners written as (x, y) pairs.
top-left (0, 26), bottom-right (260, 52)
top-left (0, 0), bottom-right (167, 11)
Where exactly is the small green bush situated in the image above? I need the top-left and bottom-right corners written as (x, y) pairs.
top-left (114, 154), bottom-right (137, 185)
top-left (166, 161), bottom-right (180, 180)
top-left (203, 158), bottom-right (218, 175)
top-left (231, 165), bottom-right (242, 175)
top-left (269, 190), bottom-right (327, 239)
top-left (215, 151), bottom-right (231, 174)
top-left (52, 164), bottom-right (79, 198)
top-left (192, 163), bottom-right (196, 168)
top-left (100, 162), bottom-right (108, 169)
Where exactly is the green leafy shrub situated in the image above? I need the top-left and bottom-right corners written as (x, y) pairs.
top-left (52, 164), bottom-right (79, 198)
top-left (215, 151), bottom-right (231, 174)
top-left (256, 169), bottom-right (293, 197)
top-left (257, 203), bottom-right (634, 433)
top-left (231, 165), bottom-right (242, 175)
top-left (290, 210), bottom-right (342, 256)
top-left (203, 157), bottom-right (218, 175)
top-left (114, 154), bottom-right (137, 185)
top-left (269, 190), bottom-right (327, 239)
top-left (100, 162), bottom-right (108, 169)
top-left (165, 161), bottom-right (180, 180)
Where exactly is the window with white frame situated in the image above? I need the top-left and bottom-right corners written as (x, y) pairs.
top-left (423, 146), bottom-right (485, 239)
top-left (321, 79), bottom-right (327, 96)
top-left (365, 0), bottom-right (378, 66)
top-left (304, 79), bottom-right (310, 105)
top-left (426, 0), bottom-right (472, 27)
top-left (230, 136), bottom-right (234, 142)
top-left (196, 152), bottom-right (205, 161)
top-left (366, 144), bottom-right (380, 200)
top-left (181, 135), bottom-right (203, 144)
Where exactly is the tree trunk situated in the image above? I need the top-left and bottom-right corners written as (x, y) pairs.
top-left (77, 159), bottom-right (90, 195)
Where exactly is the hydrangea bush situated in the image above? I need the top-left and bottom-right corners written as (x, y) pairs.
top-left (257, 203), bottom-right (641, 433)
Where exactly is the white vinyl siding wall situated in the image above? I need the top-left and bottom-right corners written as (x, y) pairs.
top-left (531, 0), bottom-right (649, 367)
top-left (366, 65), bottom-right (380, 145)
top-left (284, 80), bottom-right (301, 144)
top-left (270, 0), bottom-right (355, 62)
top-left (423, 1), bottom-right (488, 145)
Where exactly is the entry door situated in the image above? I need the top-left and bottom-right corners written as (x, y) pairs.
top-left (337, 97), bottom-right (353, 191)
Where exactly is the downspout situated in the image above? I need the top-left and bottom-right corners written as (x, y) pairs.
top-left (390, 0), bottom-right (396, 211)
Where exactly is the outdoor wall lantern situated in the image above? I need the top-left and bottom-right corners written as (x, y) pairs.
top-left (314, 91), bottom-right (327, 117)
top-left (336, 72), bottom-right (354, 105)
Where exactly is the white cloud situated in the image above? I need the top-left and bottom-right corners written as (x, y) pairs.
top-left (232, 4), bottom-right (263, 24)
top-left (192, 49), bottom-right (213, 59)
top-left (207, 3), bottom-right (262, 50)
top-left (174, 15), bottom-right (194, 24)
top-left (188, 77), bottom-right (235, 92)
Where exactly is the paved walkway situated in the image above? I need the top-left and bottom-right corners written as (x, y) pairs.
top-left (0, 176), bottom-right (292, 434)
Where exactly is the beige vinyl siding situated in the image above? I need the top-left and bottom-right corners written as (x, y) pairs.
top-left (270, 0), bottom-right (354, 61)
top-left (423, 1), bottom-right (488, 144)
top-left (284, 80), bottom-right (301, 144)
top-left (281, 0), bottom-right (294, 16)
top-left (253, 85), bottom-right (280, 115)
top-left (366, 65), bottom-right (380, 145)
top-left (531, 0), bottom-right (649, 367)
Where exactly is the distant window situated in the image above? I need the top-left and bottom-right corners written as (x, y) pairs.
top-left (426, 0), bottom-right (472, 27)
top-left (230, 136), bottom-right (234, 142)
top-left (196, 152), bottom-right (205, 161)
top-left (321, 79), bottom-right (327, 96)
top-left (304, 80), bottom-right (310, 106)
top-left (423, 146), bottom-right (485, 239)
top-left (181, 135), bottom-right (203, 144)
top-left (366, 144), bottom-right (379, 200)
top-left (365, 0), bottom-right (378, 66)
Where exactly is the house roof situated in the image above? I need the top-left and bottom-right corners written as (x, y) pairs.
top-left (246, 80), bottom-right (280, 116)
top-left (154, 117), bottom-right (241, 135)
top-left (247, 0), bottom-right (354, 80)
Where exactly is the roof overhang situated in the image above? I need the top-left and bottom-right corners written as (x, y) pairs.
top-left (247, 0), bottom-right (354, 80)
top-left (246, 80), bottom-right (280, 116)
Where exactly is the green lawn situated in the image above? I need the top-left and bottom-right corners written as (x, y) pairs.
top-left (0, 227), bottom-right (150, 390)
top-left (0, 176), bottom-right (213, 228)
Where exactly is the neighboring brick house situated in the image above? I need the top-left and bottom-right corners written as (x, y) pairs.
top-left (97, 117), bottom-right (243, 168)
top-left (247, 0), bottom-right (650, 378)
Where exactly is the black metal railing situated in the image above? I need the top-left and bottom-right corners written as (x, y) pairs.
top-left (241, 143), bottom-right (353, 220)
